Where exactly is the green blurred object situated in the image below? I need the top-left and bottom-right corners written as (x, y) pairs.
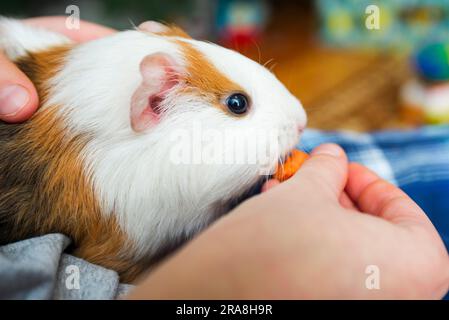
top-left (414, 42), bottom-right (449, 81)
top-left (317, 0), bottom-right (449, 51)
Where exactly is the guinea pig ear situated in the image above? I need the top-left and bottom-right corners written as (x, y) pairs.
top-left (138, 21), bottom-right (170, 34)
top-left (138, 21), bottom-right (191, 39)
top-left (130, 52), bottom-right (183, 132)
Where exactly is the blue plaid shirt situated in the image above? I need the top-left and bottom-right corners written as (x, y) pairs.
top-left (299, 125), bottom-right (449, 298)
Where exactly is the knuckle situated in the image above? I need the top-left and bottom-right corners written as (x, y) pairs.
top-left (310, 154), bottom-right (345, 180)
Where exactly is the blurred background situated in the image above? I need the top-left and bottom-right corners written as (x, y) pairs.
top-left (2, 0), bottom-right (449, 132)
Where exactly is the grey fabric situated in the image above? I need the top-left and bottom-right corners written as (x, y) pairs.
top-left (0, 233), bottom-right (133, 300)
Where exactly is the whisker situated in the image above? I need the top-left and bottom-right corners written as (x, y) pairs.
top-left (128, 18), bottom-right (138, 30)
top-left (263, 58), bottom-right (274, 68)
top-left (277, 155), bottom-right (285, 178)
top-left (250, 39), bottom-right (262, 64)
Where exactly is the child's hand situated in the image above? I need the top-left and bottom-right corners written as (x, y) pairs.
top-left (128, 144), bottom-right (449, 299)
top-left (0, 16), bottom-right (115, 122)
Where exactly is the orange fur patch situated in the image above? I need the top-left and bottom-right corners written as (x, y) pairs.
top-left (0, 46), bottom-right (146, 283)
top-left (176, 40), bottom-right (247, 115)
top-left (159, 24), bottom-right (192, 39)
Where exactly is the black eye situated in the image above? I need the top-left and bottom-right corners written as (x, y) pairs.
top-left (225, 93), bottom-right (249, 115)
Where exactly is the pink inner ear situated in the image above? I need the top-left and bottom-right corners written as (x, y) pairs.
top-left (130, 53), bottom-right (181, 132)
top-left (138, 21), bottom-right (170, 34)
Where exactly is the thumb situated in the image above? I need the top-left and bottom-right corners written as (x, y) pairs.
top-left (0, 52), bottom-right (39, 122)
top-left (290, 144), bottom-right (348, 200)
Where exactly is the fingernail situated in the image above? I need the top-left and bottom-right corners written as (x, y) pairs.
top-left (312, 144), bottom-right (343, 157)
top-left (0, 85), bottom-right (30, 116)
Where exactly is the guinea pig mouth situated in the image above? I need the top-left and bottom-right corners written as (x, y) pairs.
top-left (275, 149), bottom-right (295, 173)
top-left (279, 151), bottom-right (293, 166)
top-left (218, 149), bottom-right (297, 213)
top-left (222, 177), bottom-right (266, 212)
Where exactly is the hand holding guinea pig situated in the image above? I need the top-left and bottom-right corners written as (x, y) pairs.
top-left (128, 144), bottom-right (449, 299)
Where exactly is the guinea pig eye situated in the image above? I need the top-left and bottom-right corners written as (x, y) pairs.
top-left (225, 93), bottom-right (249, 115)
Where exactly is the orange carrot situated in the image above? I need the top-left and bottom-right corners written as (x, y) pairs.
top-left (274, 149), bottom-right (309, 182)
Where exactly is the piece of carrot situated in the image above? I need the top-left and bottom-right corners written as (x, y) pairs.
top-left (274, 149), bottom-right (309, 182)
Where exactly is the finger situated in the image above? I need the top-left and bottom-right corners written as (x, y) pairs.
top-left (346, 163), bottom-right (433, 228)
top-left (290, 143), bottom-right (348, 200)
top-left (339, 191), bottom-right (357, 210)
top-left (24, 16), bottom-right (115, 42)
top-left (0, 52), bottom-right (39, 122)
top-left (345, 163), bottom-right (379, 201)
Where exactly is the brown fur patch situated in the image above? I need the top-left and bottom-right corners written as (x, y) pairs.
top-left (0, 47), bottom-right (146, 283)
top-left (176, 40), bottom-right (247, 114)
top-left (15, 45), bottom-right (72, 104)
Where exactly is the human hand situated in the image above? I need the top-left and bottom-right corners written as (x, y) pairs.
top-left (128, 144), bottom-right (449, 299)
top-left (0, 16), bottom-right (115, 122)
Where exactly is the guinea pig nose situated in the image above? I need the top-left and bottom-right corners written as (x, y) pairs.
top-left (297, 124), bottom-right (305, 134)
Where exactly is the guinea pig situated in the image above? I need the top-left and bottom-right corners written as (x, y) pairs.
top-left (0, 17), bottom-right (306, 282)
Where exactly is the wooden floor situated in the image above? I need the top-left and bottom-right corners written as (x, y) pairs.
top-left (238, 4), bottom-right (414, 132)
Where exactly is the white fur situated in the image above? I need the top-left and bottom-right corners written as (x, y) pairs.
top-left (0, 19), bottom-right (307, 261)
top-left (0, 17), bottom-right (71, 59)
